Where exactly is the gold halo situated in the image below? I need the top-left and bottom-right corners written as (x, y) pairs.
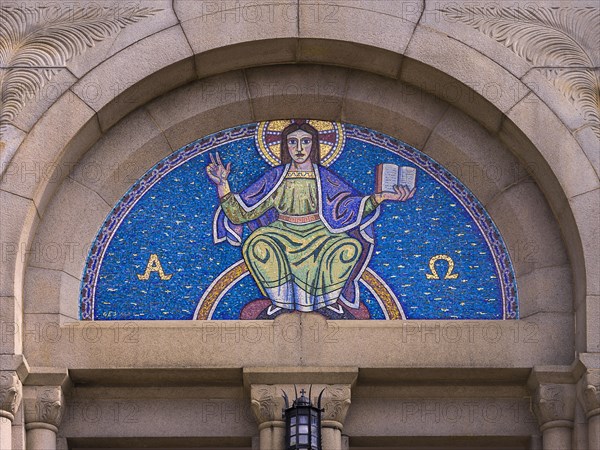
top-left (255, 120), bottom-right (345, 167)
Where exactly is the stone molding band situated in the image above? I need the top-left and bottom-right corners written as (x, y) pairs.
top-left (25, 422), bottom-right (59, 433)
top-left (539, 419), bottom-right (574, 432)
top-left (258, 421), bottom-right (285, 432)
top-left (0, 410), bottom-right (15, 421)
top-left (322, 419), bottom-right (343, 431)
top-left (586, 407), bottom-right (600, 419)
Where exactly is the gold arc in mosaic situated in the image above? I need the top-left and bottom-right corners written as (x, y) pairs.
top-left (195, 262), bottom-right (405, 320)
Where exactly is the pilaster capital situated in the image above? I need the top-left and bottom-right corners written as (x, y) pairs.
top-left (23, 386), bottom-right (65, 431)
top-left (0, 371), bottom-right (23, 422)
top-left (250, 383), bottom-right (352, 426)
top-left (579, 369), bottom-right (600, 419)
top-left (532, 383), bottom-right (576, 429)
top-left (250, 384), bottom-right (285, 424)
top-left (320, 384), bottom-right (351, 424)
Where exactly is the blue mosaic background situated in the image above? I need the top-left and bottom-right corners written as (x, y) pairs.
top-left (81, 123), bottom-right (517, 320)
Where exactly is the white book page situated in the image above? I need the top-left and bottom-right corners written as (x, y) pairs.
top-left (399, 166), bottom-right (416, 190)
top-left (380, 163), bottom-right (399, 192)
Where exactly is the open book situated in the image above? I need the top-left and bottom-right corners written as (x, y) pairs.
top-left (375, 164), bottom-right (417, 193)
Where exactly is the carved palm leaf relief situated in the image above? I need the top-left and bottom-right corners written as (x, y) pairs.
top-left (0, 5), bottom-right (161, 131)
top-left (440, 5), bottom-right (600, 138)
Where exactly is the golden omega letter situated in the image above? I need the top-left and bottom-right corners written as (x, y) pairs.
top-left (425, 254), bottom-right (459, 280)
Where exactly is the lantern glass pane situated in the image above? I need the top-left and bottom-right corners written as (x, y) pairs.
top-left (311, 415), bottom-right (318, 425)
top-left (299, 425), bottom-right (308, 434)
top-left (299, 415), bottom-right (309, 424)
top-left (312, 436), bottom-right (318, 446)
top-left (290, 425), bottom-right (296, 436)
top-left (299, 435), bottom-right (308, 444)
top-left (291, 416), bottom-right (296, 426)
top-left (290, 436), bottom-right (296, 445)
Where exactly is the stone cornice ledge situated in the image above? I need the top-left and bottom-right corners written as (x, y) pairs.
top-left (527, 363), bottom-right (586, 388)
top-left (22, 366), bottom-right (71, 390)
top-left (0, 354), bottom-right (30, 381)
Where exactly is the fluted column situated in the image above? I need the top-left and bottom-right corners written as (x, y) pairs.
top-left (23, 387), bottom-right (64, 450)
top-left (532, 383), bottom-right (576, 450)
top-left (0, 372), bottom-right (23, 450)
top-left (580, 370), bottom-right (600, 450)
top-left (250, 385), bottom-right (286, 450)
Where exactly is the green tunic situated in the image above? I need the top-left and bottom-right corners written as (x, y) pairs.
top-left (221, 175), bottom-right (377, 311)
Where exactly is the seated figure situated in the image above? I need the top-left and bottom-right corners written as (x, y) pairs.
top-left (208, 122), bottom-right (414, 315)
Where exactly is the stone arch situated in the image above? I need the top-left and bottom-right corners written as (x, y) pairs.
top-left (15, 63), bottom-right (576, 360)
top-left (0, 25), bottom-right (596, 357)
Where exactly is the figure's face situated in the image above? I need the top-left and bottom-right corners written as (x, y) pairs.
top-left (286, 130), bottom-right (313, 165)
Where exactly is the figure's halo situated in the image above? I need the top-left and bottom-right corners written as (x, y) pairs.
top-left (255, 120), bottom-right (345, 167)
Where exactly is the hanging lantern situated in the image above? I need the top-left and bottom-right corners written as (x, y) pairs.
top-left (282, 386), bottom-right (324, 450)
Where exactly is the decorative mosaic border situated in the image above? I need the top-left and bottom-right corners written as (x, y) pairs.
top-left (345, 125), bottom-right (518, 319)
top-left (80, 122), bottom-right (518, 320)
top-left (79, 125), bottom-right (258, 319)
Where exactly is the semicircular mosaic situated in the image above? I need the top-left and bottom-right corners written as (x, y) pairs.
top-left (80, 120), bottom-right (518, 320)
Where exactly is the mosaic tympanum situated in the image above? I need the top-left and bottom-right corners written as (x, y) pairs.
top-left (80, 120), bottom-right (518, 320)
